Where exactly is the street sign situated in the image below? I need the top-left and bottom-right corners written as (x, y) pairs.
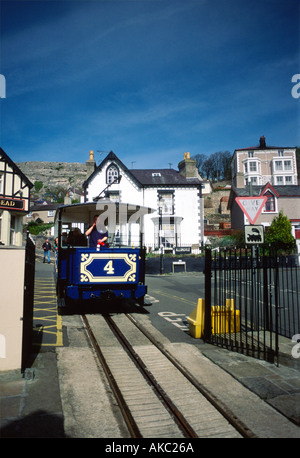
top-left (235, 196), bottom-right (267, 224)
top-left (244, 225), bottom-right (265, 244)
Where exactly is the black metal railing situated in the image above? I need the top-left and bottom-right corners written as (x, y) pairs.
top-left (204, 246), bottom-right (300, 363)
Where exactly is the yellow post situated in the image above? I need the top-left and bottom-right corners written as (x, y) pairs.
top-left (187, 298), bottom-right (205, 338)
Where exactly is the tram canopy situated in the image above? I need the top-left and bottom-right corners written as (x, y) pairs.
top-left (55, 200), bottom-right (155, 226)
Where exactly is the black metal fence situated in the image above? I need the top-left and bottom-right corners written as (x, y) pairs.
top-left (204, 246), bottom-right (300, 363)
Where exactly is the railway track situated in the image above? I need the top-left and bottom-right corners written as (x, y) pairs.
top-left (81, 313), bottom-right (252, 439)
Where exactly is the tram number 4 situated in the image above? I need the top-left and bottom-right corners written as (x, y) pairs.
top-left (104, 260), bottom-right (114, 275)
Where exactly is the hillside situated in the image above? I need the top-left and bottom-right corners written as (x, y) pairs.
top-left (16, 161), bottom-right (88, 193)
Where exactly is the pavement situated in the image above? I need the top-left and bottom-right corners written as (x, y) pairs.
top-left (1, 259), bottom-right (300, 438)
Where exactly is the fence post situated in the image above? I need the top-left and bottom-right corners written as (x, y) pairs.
top-left (204, 247), bottom-right (212, 341)
top-left (263, 247), bottom-right (270, 331)
top-left (274, 249), bottom-right (279, 365)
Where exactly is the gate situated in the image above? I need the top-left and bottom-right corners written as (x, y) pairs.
top-left (21, 232), bottom-right (35, 372)
top-left (204, 246), bottom-right (300, 363)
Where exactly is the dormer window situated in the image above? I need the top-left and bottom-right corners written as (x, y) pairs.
top-left (264, 191), bottom-right (276, 212)
top-left (152, 172), bottom-right (161, 177)
top-left (106, 164), bottom-right (119, 184)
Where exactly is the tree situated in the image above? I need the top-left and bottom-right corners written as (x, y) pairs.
top-left (265, 211), bottom-right (295, 252)
top-left (34, 181), bottom-right (43, 192)
top-left (192, 151), bottom-right (232, 181)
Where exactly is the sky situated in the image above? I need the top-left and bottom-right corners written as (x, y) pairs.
top-left (0, 0), bottom-right (299, 170)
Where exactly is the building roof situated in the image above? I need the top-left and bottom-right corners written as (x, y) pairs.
top-left (30, 202), bottom-right (61, 212)
top-left (233, 136), bottom-right (296, 154)
top-left (235, 146), bottom-right (296, 152)
top-left (130, 168), bottom-right (201, 186)
top-left (232, 184), bottom-right (300, 198)
top-left (83, 151), bottom-right (202, 189)
top-left (228, 184), bottom-right (300, 209)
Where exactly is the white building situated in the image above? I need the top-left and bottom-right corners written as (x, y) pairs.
top-left (83, 151), bottom-right (204, 251)
top-left (0, 147), bottom-right (33, 246)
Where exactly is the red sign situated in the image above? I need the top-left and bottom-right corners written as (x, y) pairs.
top-left (235, 196), bottom-right (267, 224)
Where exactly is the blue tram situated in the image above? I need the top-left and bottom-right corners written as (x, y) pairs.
top-left (55, 201), bottom-right (154, 308)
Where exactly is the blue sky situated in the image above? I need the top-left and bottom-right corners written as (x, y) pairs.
top-left (0, 0), bottom-right (299, 170)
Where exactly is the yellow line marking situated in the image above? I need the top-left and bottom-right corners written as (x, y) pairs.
top-left (151, 289), bottom-right (196, 306)
top-left (33, 276), bottom-right (63, 347)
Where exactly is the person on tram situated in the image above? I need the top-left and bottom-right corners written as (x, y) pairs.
top-left (85, 215), bottom-right (108, 248)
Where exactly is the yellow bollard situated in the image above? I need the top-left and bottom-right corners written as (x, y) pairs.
top-left (187, 298), bottom-right (205, 339)
top-left (211, 299), bottom-right (240, 334)
top-left (225, 298), bottom-right (234, 311)
top-left (188, 298), bottom-right (241, 338)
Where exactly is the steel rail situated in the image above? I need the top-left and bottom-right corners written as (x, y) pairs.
top-left (81, 314), bottom-right (142, 438)
top-left (104, 315), bottom-right (198, 438)
top-left (126, 313), bottom-right (256, 438)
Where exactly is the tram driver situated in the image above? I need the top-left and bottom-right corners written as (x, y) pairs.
top-left (85, 215), bottom-right (108, 249)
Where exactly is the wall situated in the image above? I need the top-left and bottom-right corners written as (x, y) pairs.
top-left (0, 247), bottom-right (25, 370)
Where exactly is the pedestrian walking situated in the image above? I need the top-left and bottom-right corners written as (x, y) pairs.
top-left (42, 238), bottom-right (51, 264)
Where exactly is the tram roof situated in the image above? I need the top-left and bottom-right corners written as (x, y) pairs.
top-left (55, 200), bottom-right (155, 224)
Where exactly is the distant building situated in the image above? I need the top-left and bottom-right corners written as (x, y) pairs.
top-left (83, 151), bottom-right (204, 250)
top-left (26, 201), bottom-right (61, 224)
top-left (231, 136), bottom-right (298, 187)
top-left (228, 137), bottom-right (300, 249)
top-left (0, 147), bottom-right (33, 245)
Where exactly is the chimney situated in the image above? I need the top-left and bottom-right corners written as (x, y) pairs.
top-left (259, 136), bottom-right (266, 148)
top-left (178, 152), bottom-right (201, 179)
top-left (86, 150), bottom-right (96, 178)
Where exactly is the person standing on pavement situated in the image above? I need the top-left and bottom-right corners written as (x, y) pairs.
top-left (42, 238), bottom-right (51, 263)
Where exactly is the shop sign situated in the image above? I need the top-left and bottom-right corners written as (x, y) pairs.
top-left (0, 197), bottom-right (25, 210)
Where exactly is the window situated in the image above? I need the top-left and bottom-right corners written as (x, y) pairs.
top-left (0, 173), bottom-right (3, 194)
top-left (285, 176), bottom-right (293, 184)
top-left (249, 162), bottom-right (257, 172)
top-left (10, 215), bottom-right (16, 245)
top-left (106, 191), bottom-right (120, 202)
top-left (106, 164), bottom-right (119, 184)
top-left (158, 192), bottom-right (174, 215)
top-left (248, 151), bottom-right (254, 158)
top-left (264, 191), bottom-right (275, 212)
top-left (154, 218), bottom-right (179, 248)
top-left (275, 161), bottom-right (283, 171)
top-left (284, 160), bottom-right (292, 170)
top-left (276, 176), bottom-right (284, 185)
top-left (278, 150), bottom-right (284, 156)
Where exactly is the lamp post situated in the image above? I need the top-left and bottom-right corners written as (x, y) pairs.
top-left (159, 203), bottom-right (164, 275)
